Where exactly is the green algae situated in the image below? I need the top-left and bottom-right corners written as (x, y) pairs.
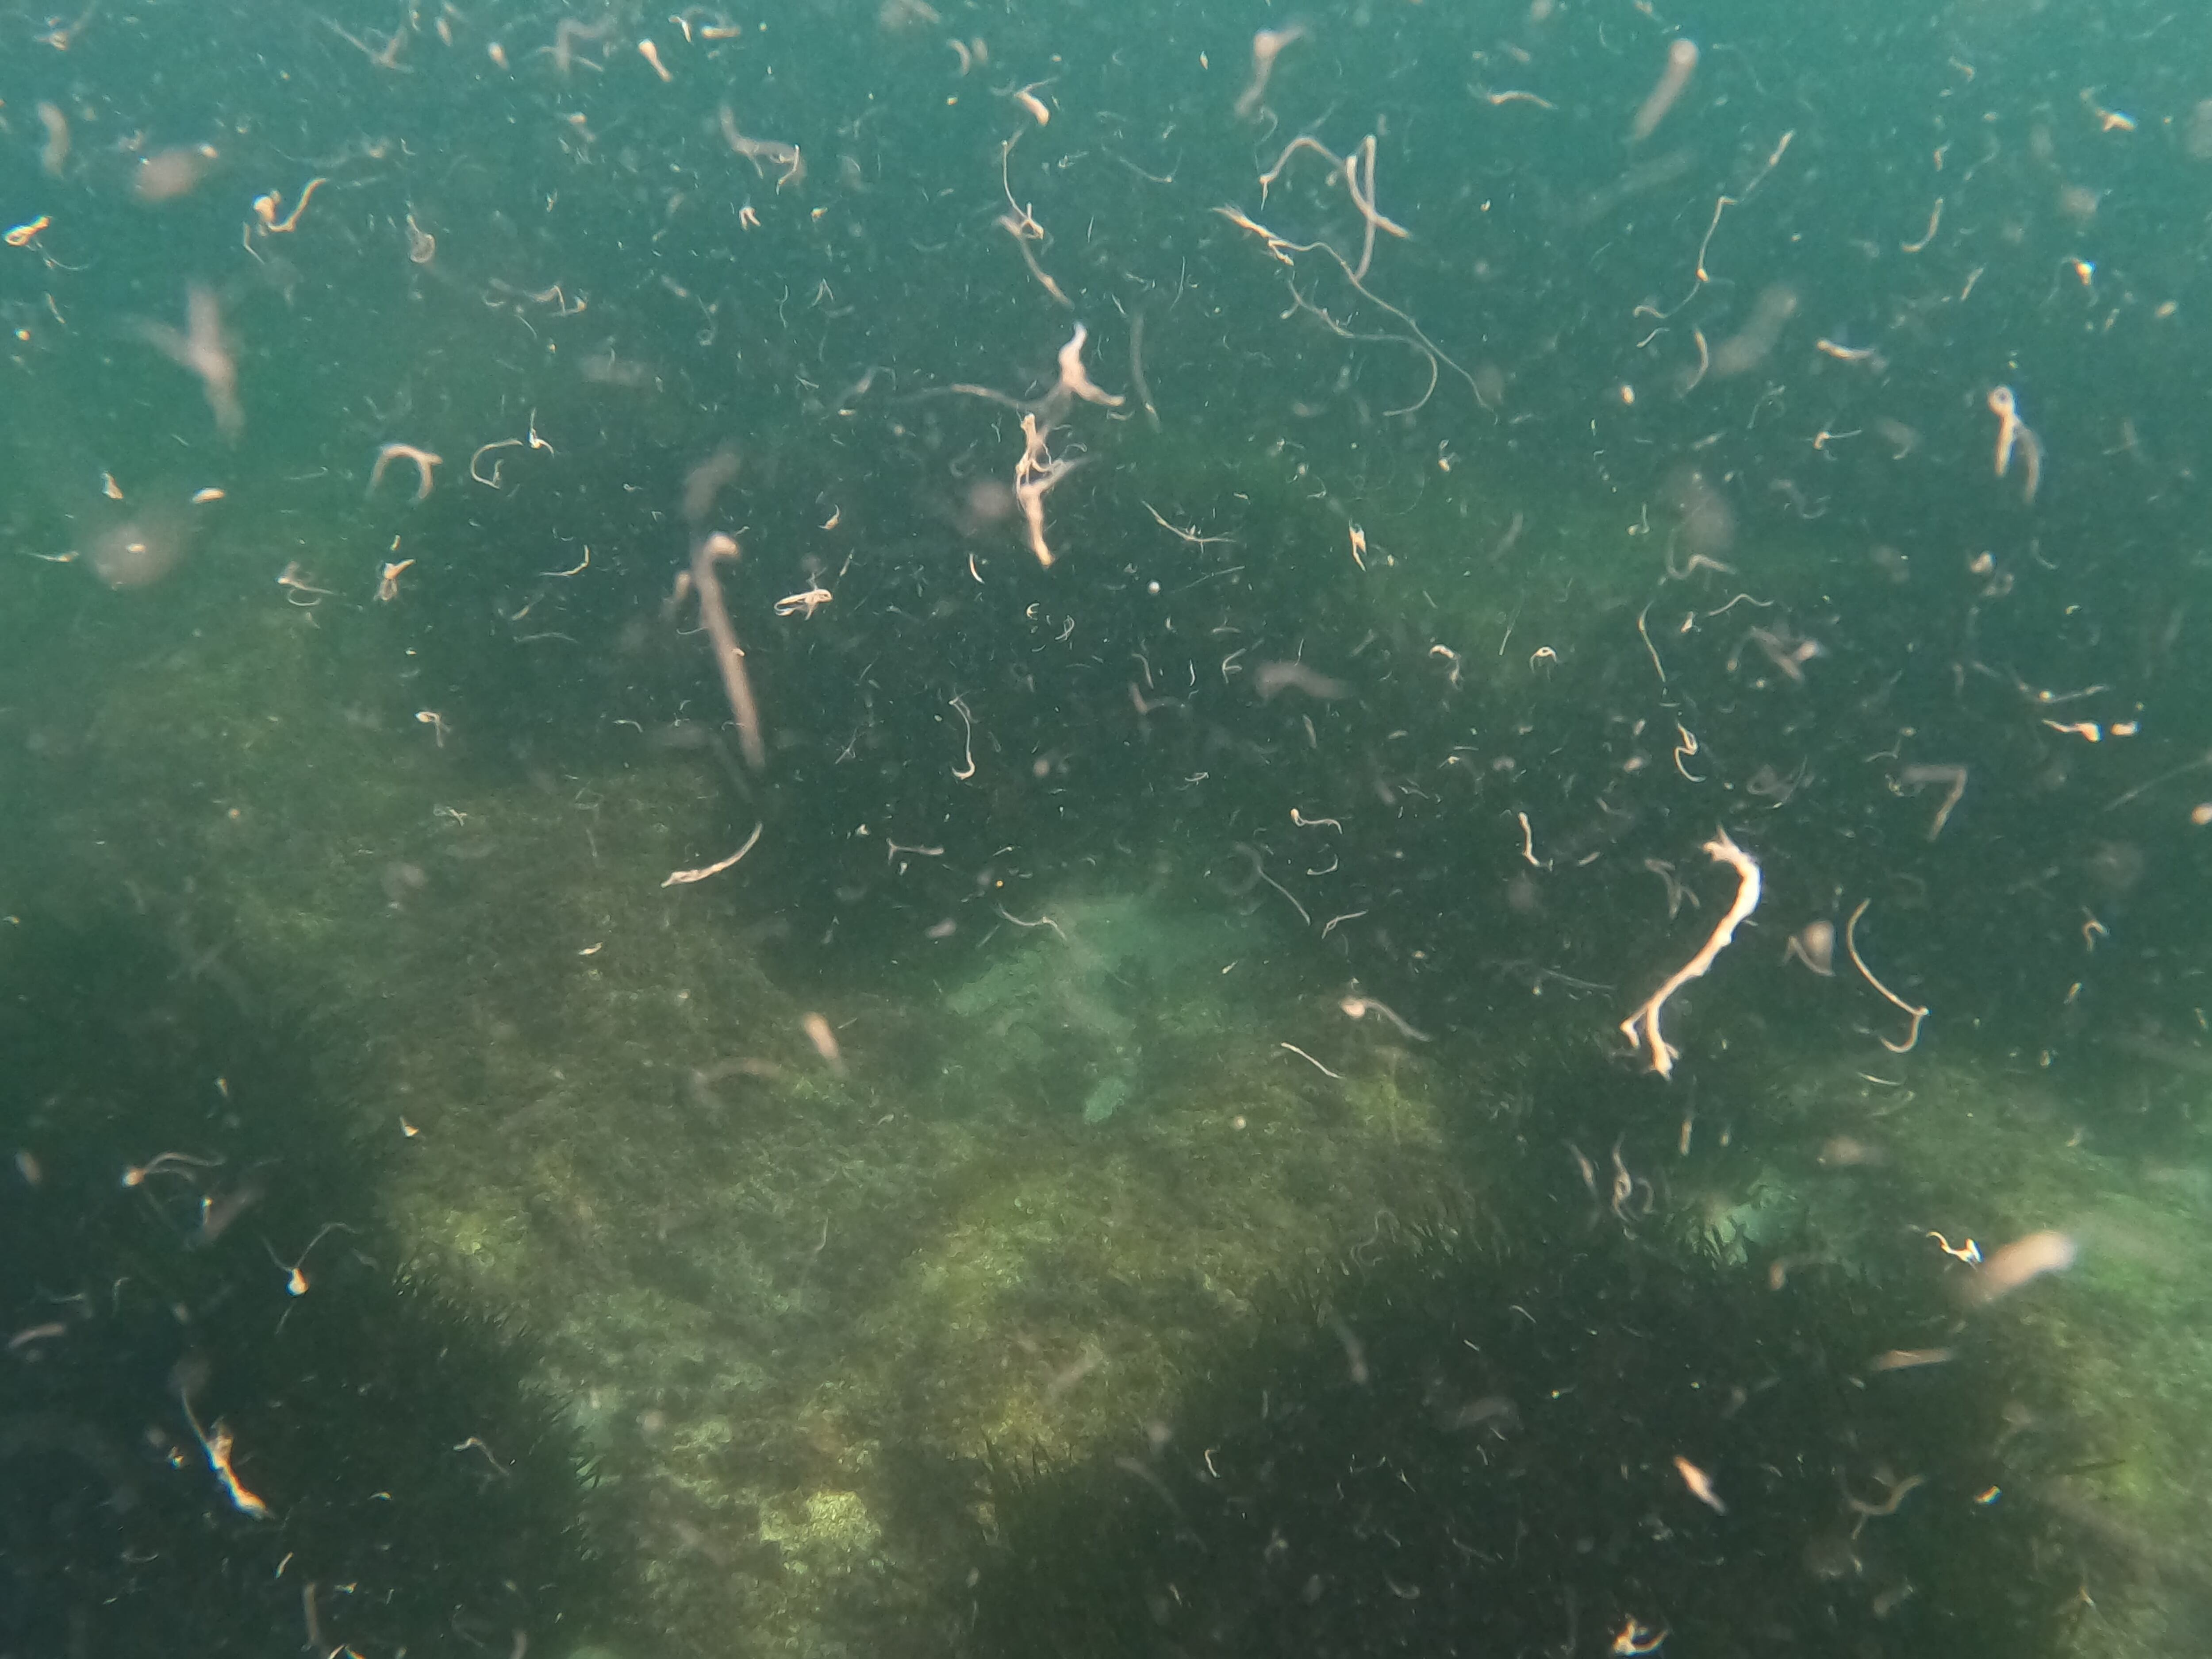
top-left (7, 446), bottom-right (2208, 1659)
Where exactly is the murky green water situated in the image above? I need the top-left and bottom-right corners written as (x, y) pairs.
top-left (5, 0), bottom-right (2212, 1654)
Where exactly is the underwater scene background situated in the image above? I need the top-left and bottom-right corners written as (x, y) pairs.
top-left (5, 0), bottom-right (2212, 1653)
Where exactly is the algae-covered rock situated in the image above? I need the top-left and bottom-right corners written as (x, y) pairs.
top-left (970, 1222), bottom-right (2076, 1659)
